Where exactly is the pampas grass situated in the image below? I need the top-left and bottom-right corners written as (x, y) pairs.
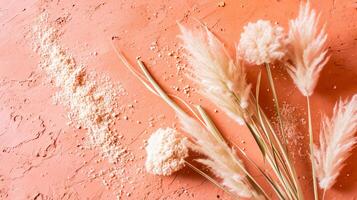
top-left (179, 24), bottom-right (302, 198)
top-left (114, 50), bottom-right (262, 199)
top-left (113, 2), bottom-right (357, 199)
top-left (314, 95), bottom-right (357, 190)
top-left (178, 24), bottom-right (251, 125)
top-left (286, 2), bottom-right (329, 97)
top-left (285, 3), bottom-right (330, 199)
top-left (237, 20), bottom-right (286, 65)
top-left (178, 113), bottom-right (255, 198)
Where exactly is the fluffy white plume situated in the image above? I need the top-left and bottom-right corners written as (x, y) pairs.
top-left (178, 24), bottom-right (251, 125)
top-left (145, 128), bottom-right (189, 176)
top-left (237, 20), bottom-right (286, 65)
top-left (178, 113), bottom-right (253, 198)
top-left (314, 94), bottom-right (357, 190)
top-left (286, 2), bottom-right (329, 96)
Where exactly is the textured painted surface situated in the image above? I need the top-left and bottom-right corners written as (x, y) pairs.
top-left (0, 0), bottom-right (356, 199)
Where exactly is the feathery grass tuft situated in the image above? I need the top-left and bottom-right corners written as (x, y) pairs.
top-left (178, 113), bottom-right (255, 198)
top-left (286, 3), bottom-right (331, 199)
top-left (286, 2), bottom-right (329, 97)
top-left (178, 24), bottom-right (251, 125)
top-left (314, 95), bottom-right (357, 190)
top-left (237, 20), bottom-right (286, 65)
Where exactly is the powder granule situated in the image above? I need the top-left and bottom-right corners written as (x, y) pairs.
top-left (33, 13), bottom-right (126, 163)
top-left (145, 128), bottom-right (188, 176)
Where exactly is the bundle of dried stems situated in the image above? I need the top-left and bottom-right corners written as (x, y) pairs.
top-left (113, 2), bottom-right (356, 200)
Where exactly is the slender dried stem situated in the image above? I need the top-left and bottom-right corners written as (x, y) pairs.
top-left (307, 96), bottom-right (318, 200)
top-left (322, 189), bottom-right (327, 200)
top-left (254, 72), bottom-right (294, 199)
top-left (265, 63), bottom-right (286, 144)
top-left (265, 63), bottom-right (303, 200)
top-left (247, 66), bottom-right (300, 200)
top-left (136, 59), bottom-right (186, 116)
top-left (235, 145), bottom-right (286, 200)
top-left (246, 102), bottom-right (296, 199)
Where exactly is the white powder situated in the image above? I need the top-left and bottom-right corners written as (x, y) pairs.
top-left (145, 128), bottom-right (188, 176)
top-left (273, 102), bottom-right (307, 158)
top-left (32, 13), bottom-right (126, 163)
top-left (279, 103), bottom-right (299, 141)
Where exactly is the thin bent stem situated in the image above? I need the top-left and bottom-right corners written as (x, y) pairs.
top-left (169, 95), bottom-right (206, 126)
top-left (307, 96), bottom-right (318, 200)
top-left (136, 59), bottom-right (186, 117)
top-left (111, 43), bottom-right (157, 95)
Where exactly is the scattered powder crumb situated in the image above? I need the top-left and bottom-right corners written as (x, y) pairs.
top-left (149, 41), bottom-right (158, 51)
top-left (182, 85), bottom-right (191, 96)
top-left (218, 1), bottom-right (226, 7)
top-left (278, 103), bottom-right (299, 141)
top-left (33, 13), bottom-right (127, 163)
top-left (145, 128), bottom-right (188, 176)
top-left (273, 102), bottom-right (308, 159)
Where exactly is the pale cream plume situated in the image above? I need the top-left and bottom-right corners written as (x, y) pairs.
top-left (178, 113), bottom-right (253, 198)
top-left (145, 128), bottom-right (189, 176)
top-left (237, 20), bottom-right (286, 65)
top-left (314, 94), bottom-right (357, 190)
top-left (286, 2), bottom-right (329, 96)
top-left (178, 24), bottom-right (251, 125)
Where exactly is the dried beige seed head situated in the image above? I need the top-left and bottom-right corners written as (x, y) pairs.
top-left (145, 128), bottom-right (188, 176)
top-left (237, 20), bottom-right (286, 65)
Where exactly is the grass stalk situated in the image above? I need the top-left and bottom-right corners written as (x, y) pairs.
top-left (235, 146), bottom-right (286, 200)
top-left (306, 96), bottom-right (318, 200)
top-left (322, 189), bottom-right (327, 200)
top-left (136, 59), bottom-right (187, 116)
top-left (265, 63), bottom-right (303, 200)
top-left (265, 63), bottom-right (286, 144)
top-left (246, 107), bottom-right (296, 199)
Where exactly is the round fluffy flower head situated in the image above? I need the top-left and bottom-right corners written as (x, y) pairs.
top-left (145, 128), bottom-right (188, 176)
top-left (237, 20), bottom-right (286, 65)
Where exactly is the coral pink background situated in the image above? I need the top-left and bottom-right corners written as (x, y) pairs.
top-left (0, 0), bottom-right (356, 199)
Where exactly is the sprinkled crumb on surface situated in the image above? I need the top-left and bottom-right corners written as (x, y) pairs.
top-left (33, 13), bottom-right (127, 163)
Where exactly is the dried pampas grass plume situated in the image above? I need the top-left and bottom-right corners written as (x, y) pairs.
top-left (314, 94), bottom-right (357, 190)
top-left (145, 128), bottom-right (189, 176)
top-left (178, 113), bottom-right (254, 198)
top-left (237, 20), bottom-right (286, 65)
top-left (286, 2), bottom-right (330, 96)
top-left (178, 24), bottom-right (251, 125)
